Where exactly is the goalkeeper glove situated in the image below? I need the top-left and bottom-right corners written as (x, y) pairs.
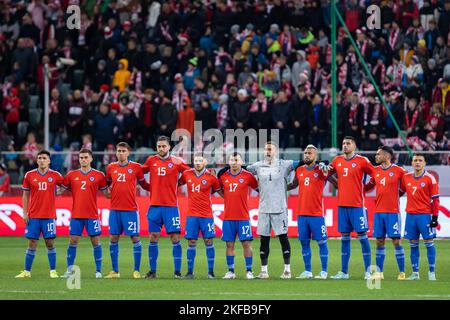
top-left (318, 162), bottom-right (331, 173)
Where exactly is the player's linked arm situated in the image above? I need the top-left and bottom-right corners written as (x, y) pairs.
top-left (363, 178), bottom-right (376, 193)
top-left (287, 177), bottom-right (299, 191)
top-left (102, 188), bottom-right (111, 199)
top-left (327, 174), bottom-right (338, 189)
top-left (138, 179), bottom-right (151, 191)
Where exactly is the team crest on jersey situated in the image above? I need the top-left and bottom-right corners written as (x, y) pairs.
top-left (238, 178), bottom-right (244, 184)
top-left (202, 179), bottom-right (207, 185)
top-left (90, 176), bottom-right (95, 182)
top-left (389, 172), bottom-right (394, 177)
top-left (351, 163), bottom-right (357, 168)
top-left (48, 177), bottom-right (53, 182)
top-left (168, 163), bottom-right (174, 168)
top-left (314, 173), bottom-right (319, 178)
top-left (420, 182), bottom-right (426, 187)
top-left (128, 169), bottom-right (133, 174)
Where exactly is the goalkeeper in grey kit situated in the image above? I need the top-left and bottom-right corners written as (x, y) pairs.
top-left (246, 141), bottom-right (299, 279)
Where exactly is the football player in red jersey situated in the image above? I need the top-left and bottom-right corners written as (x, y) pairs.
top-left (179, 154), bottom-right (221, 279)
top-left (364, 146), bottom-right (407, 280)
top-left (400, 154), bottom-right (440, 281)
top-left (219, 152), bottom-right (258, 279)
top-left (60, 149), bottom-right (110, 279)
top-left (288, 145), bottom-right (332, 280)
top-left (16, 150), bottom-right (63, 279)
top-left (143, 136), bottom-right (190, 279)
top-left (104, 142), bottom-right (150, 279)
top-left (327, 136), bottom-right (374, 280)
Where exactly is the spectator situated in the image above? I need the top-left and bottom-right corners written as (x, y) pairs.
top-left (66, 90), bottom-right (86, 146)
top-left (176, 92), bottom-right (195, 137)
top-left (292, 50), bottom-right (311, 89)
top-left (308, 92), bottom-right (328, 149)
top-left (0, 163), bottom-right (10, 196)
top-left (272, 90), bottom-right (291, 149)
top-left (49, 88), bottom-right (65, 148)
top-left (404, 97), bottom-right (425, 138)
top-left (21, 131), bottom-right (38, 173)
top-left (112, 58), bottom-right (131, 92)
top-left (342, 93), bottom-right (364, 144)
top-left (196, 100), bottom-right (216, 132)
top-left (385, 91), bottom-right (405, 138)
top-left (94, 103), bottom-right (120, 152)
top-left (122, 104), bottom-right (139, 147)
top-left (157, 91), bottom-right (178, 137)
top-left (433, 36), bottom-right (449, 69)
top-left (249, 90), bottom-right (271, 131)
top-left (91, 60), bottom-right (111, 92)
top-left (290, 85), bottom-right (311, 147)
top-left (401, 0), bottom-right (419, 30)
top-left (11, 37), bottom-right (36, 84)
top-left (50, 144), bottom-right (64, 174)
top-left (216, 93), bottom-right (229, 132)
top-left (2, 87), bottom-right (20, 140)
top-left (425, 103), bottom-right (446, 141)
top-left (229, 88), bottom-right (250, 130)
top-left (138, 89), bottom-right (158, 149)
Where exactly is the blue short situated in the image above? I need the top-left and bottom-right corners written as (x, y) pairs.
top-left (404, 213), bottom-right (436, 240)
top-left (25, 218), bottom-right (56, 239)
top-left (185, 216), bottom-right (215, 240)
top-left (70, 218), bottom-right (102, 237)
top-left (297, 216), bottom-right (327, 241)
top-left (147, 206), bottom-right (181, 234)
top-left (109, 210), bottom-right (140, 236)
top-left (221, 220), bottom-right (253, 242)
top-left (338, 206), bottom-right (369, 233)
top-left (373, 213), bottom-right (401, 238)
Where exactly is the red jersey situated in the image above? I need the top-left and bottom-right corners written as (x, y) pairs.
top-left (219, 169), bottom-right (258, 220)
top-left (21, 169), bottom-right (63, 219)
top-left (330, 154), bottom-right (374, 207)
top-left (180, 169), bottom-right (221, 218)
top-left (143, 155), bottom-right (190, 207)
top-left (368, 164), bottom-right (406, 213)
top-left (401, 171), bottom-right (439, 214)
top-left (62, 169), bottom-right (108, 219)
top-left (296, 164), bottom-right (329, 216)
top-left (106, 161), bottom-right (145, 211)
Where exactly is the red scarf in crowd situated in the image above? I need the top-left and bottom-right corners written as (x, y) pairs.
top-left (389, 28), bottom-right (399, 50)
top-left (250, 98), bottom-right (268, 113)
top-left (348, 103), bottom-right (359, 125)
top-left (172, 89), bottom-right (189, 111)
top-left (405, 109), bottom-right (419, 130)
top-left (50, 99), bottom-right (59, 113)
top-left (372, 63), bottom-right (386, 84)
top-left (357, 40), bottom-right (368, 56)
top-left (143, 100), bottom-right (152, 127)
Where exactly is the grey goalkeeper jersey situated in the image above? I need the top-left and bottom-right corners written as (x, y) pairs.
top-left (247, 159), bottom-right (295, 214)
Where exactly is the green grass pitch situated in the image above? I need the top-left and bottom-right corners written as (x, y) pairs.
top-left (1, 237), bottom-right (449, 300)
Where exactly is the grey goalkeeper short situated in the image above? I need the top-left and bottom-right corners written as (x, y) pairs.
top-left (257, 212), bottom-right (289, 237)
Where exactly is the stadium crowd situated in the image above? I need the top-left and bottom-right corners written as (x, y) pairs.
top-left (1, 0), bottom-right (450, 184)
